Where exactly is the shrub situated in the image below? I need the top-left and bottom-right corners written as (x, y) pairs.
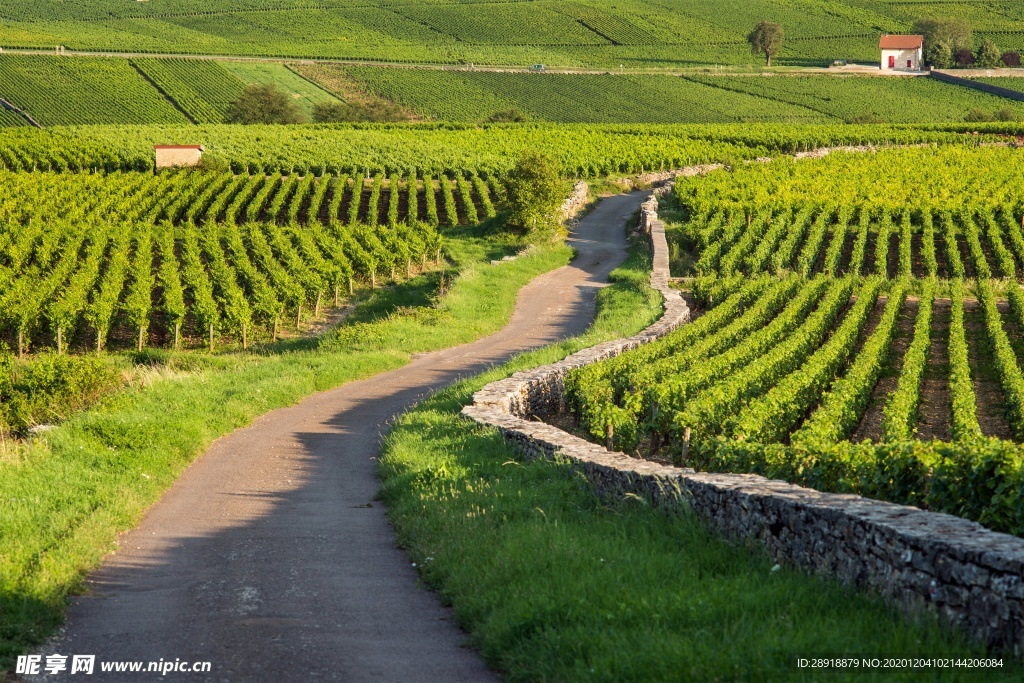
top-left (505, 152), bottom-right (570, 242)
top-left (487, 108), bottom-right (528, 123)
top-left (976, 39), bottom-right (1002, 68)
top-left (955, 48), bottom-right (976, 67)
top-left (226, 84), bottom-right (306, 125)
top-left (0, 353), bottom-right (119, 435)
top-left (925, 41), bottom-right (954, 68)
top-left (1002, 51), bottom-right (1022, 67)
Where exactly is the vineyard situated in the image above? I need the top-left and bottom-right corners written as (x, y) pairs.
top-left (566, 146), bottom-right (1024, 536)
top-left (683, 74), bottom-right (1024, 124)
top-left (0, 121), bottom-right (1014, 179)
top-left (131, 58), bottom-right (246, 124)
top-left (0, 55), bottom-right (187, 126)
top-left (4, 54), bottom-right (1024, 129)
top-left (0, 168), bottom-right (499, 357)
top-left (1, 0), bottom-right (1023, 68)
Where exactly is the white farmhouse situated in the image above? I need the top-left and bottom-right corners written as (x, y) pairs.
top-left (879, 35), bottom-right (923, 71)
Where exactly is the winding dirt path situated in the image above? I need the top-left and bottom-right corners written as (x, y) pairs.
top-left (37, 193), bottom-right (641, 682)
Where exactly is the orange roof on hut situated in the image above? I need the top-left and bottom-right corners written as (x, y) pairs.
top-left (879, 35), bottom-right (924, 50)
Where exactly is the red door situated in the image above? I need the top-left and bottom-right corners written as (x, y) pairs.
top-left (907, 59), bottom-right (913, 68)
top-left (888, 55), bottom-right (895, 68)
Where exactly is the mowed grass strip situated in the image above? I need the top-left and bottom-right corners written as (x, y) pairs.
top-left (0, 233), bottom-right (571, 674)
top-left (379, 246), bottom-right (1018, 682)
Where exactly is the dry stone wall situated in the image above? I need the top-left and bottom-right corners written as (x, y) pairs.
top-left (462, 184), bottom-right (1024, 653)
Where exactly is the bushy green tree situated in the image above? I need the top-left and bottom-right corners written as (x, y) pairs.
top-left (976, 39), bottom-right (1002, 68)
top-left (925, 41), bottom-right (954, 68)
top-left (226, 84), bottom-right (306, 124)
top-left (505, 152), bottom-right (570, 241)
top-left (913, 17), bottom-right (972, 55)
top-left (747, 20), bottom-right (784, 67)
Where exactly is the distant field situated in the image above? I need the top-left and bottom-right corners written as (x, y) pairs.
top-left (684, 74), bottom-right (1024, 123)
top-left (333, 67), bottom-right (1024, 124)
top-left (338, 66), bottom-right (829, 123)
top-left (3, 53), bottom-right (1024, 127)
top-left (132, 58), bottom-right (246, 124)
top-left (2, 0), bottom-right (1024, 68)
top-left (0, 55), bottom-right (187, 126)
top-left (219, 62), bottom-right (342, 118)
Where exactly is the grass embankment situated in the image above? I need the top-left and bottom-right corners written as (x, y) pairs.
top-left (379, 245), bottom-right (1018, 682)
top-left (0, 230), bottom-right (571, 673)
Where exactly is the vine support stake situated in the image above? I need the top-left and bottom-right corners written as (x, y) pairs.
top-left (675, 427), bottom-right (691, 468)
top-left (57, 327), bottom-right (63, 355)
top-left (174, 323), bottom-right (180, 350)
top-left (209, 323), bottom-right (214, 353)
top-left (605, 423), bottom-right (614, 451)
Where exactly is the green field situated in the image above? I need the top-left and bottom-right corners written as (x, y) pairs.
top-left (2, 0), bottom-right (1024, 68)
top-left (0, 109), bottom-right (28, 127)
top-left (132, 58), bottom-right (246, 124)
top-left (218, 61), bottom-right (342, 118)
top-left (683, 74), bottom-right (1024, 123)
top-left (4, 53), bottom-right (1024, 128)
top-left (0, 55), bottom-right (187, 126)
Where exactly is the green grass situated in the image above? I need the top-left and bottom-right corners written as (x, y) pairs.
top-left (378, 242), bottom-right (1019, 681)
top-left (218, 61), bottom-right (342, 119)
top-left (0, 230), bottom-right (571, 675)
top-left (0, 55), bottom-right (187, 126)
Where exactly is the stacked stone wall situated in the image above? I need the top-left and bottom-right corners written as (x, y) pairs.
top-left (462, 183), bottom-right (1024, 652)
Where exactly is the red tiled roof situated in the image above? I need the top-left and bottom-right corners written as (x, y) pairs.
top-left (879, 35), bottom-right (923, 50)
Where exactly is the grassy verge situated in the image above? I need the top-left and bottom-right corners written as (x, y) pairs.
top-left (0, 233), bottom-right (572, 673)
top-left (378, 244), bottom-right (1018, 682)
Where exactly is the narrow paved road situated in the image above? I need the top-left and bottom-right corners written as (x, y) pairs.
top-left (38, 193), bottom-right (643, 682)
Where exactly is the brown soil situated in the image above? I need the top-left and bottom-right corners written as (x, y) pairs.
top-left (963, 301), bottom-right (1014, 439)
top-left (910, 231), bottom-right (925, 278)
top-left (957, 234), bottom-right (977, 279)
top-left (397, 182), bottom-right (411, 223)
top-left (916, 299), bottom-right (952, 441)
top-left (863, 229), bottom-right (878, 276)
top-left (848, 297), bottom-right (912, 443)
top-left (886, 231), bottom-right (899, 279)
top-left (837, 226), bottom-right (855, 275)
top-left (933, 232), bottom-right (950, 279)
top-left (433, 186), bottom-right (449, 226)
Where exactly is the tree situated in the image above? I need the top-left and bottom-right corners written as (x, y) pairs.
top-left (312, 100), bottom-right (409, 123)
top-left (1002, 51), bottom-right (1022, 68)
top-left (505, 152), bottom-right (570, 242)
top-left (747, 20), bottom-right (784, 67)
top-left (925, 41), bottom-right (954, 69)
top-left (976, 39), bottom-right (1002, 68)
top-left (955, 48), bottom-right (976, 68)
top-left (913, 17), bottom-right (972, 55)
top-left (226, 84), bottom-right (306, 124)
top-left (487, 108), bottom-right (528, 123)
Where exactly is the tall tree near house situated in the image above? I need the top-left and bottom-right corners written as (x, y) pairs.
top-left (747, 20), bottom-right (784, 67)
